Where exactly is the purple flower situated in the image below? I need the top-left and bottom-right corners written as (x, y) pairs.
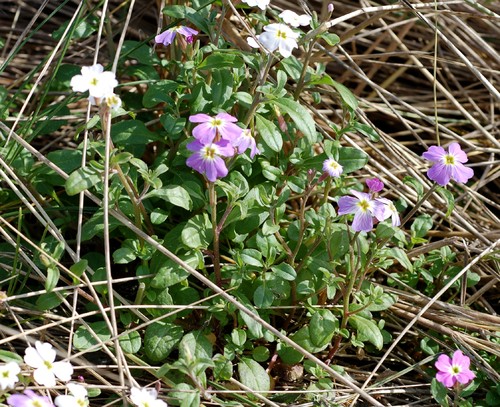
top-left (435, 350), bottom-right (475, 388)
top-left (189, 113), bottom-right (243, 145)
top-left (422, 143), bottom-right (474, 186)
top-left (186, 139), bottom-right (234, 182)
top-left (323, 158), bottom-right (343, 178)
top-left (366, 178), bottom-right (384, 193)
top-left (376, 197), bottom-right (401, 227)
top-left (7, 390), bottom-right (54, 407)
top-left (338, 190), bottom-right (385, 232)
top-left (233, 129), bottom-right (259, 158)
top-left (155, 26), bottom-right (199, 46)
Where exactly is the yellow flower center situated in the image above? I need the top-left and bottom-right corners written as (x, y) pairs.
top-left (44, 360), bottom-right (53, 370)
top-left (90, 77), bottom-right (99, 86)
top-left (444, 154), bottom-right (455, 165)
top-left (202, 146), bottom-right (217, 160)
top-left (211, 119), bottom-right (222, 127)
top-left (451, 365), bottom-right (461, 375)
top-left (276, 30), bottom-right (287, 39)
top-left (357, 199), bottom-right (370, 212)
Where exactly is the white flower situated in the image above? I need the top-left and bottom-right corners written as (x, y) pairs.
top-left (376, 197), bottom-right (401, 227)
top-left (24, 341), bottom-right (73, 387)
top-left (279, 10), bottom-right (312, 27)
top-left (241, 0), bottom-right (270, 10)
top-left (247, 24), bottom-right (299, 58)
top-left (323, 158), bottom-right (343, 178)
top-left (0, 362), bottom-right (21, 390)
top-left (130, 387), bottom-right (168, 407)
top-left (55, 383), bottom-right (89, 407)
top-left (70, 63), bottom-right (118, 99)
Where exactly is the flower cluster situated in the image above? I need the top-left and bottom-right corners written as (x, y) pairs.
top-left (338, 178), bottom-right (400, 232)
top-left (70, 63), bottom-right (121, 110)
top-left (435, 350), bottom-right (475, 388)
top-left (186, 113), bottom-right (258, 182)
top-left (2, 341), bottom-right (168, 407)
top-left (422, 143), bottom-right (474, 186)
top-left (247, 23), bottom-right (299, 58)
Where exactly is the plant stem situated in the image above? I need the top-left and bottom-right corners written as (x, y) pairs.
top-left (208, 182), bottom-right (222, 286)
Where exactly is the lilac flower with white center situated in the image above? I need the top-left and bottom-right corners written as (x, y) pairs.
top-left (24, 341), bottom-right (73, 387)
top-left (323, 158), bottom-right (343, 178)
top-left (279, 10), bottom-right (312, 27)
top-left (7, 390), bottom-right (54, 407)
top-left (338, 190), bottom-right (385, 232)
top-left (70, 64), bottom-right (118, 100)
top-left (130, 387), bottom-right (168, 407)
top-left (155, 26), bottom-right (199, 46)
top-left (189, 113), bottom-right (242, 145)
top-left (0, 362), bottom-right (20, 390)
top-left (54, 383), bottom-right (88, 407)
top-left (376, 197), bottom-right (401, 227)
top-left (422, 143), bottom-right (474, 186)
top-left (247, 23), bottom-right (299, 58)
top-left (186, 139), bottom-right (235, 182)
top-left (233, 129), bottom-right (259, 158)
top-left (366, 178), bottom-right (384, 193)
top-left (241, 0), bottom-right (270, 10)
top-left (435, 350), bottom-right (475, 388)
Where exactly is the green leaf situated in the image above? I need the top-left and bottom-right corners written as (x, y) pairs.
top-left (111, 120), bottom-right (160, 145)
top-left (119, 331), bottom-right (142, 354)
top-left (151, 251), bottom-right (201, 288)
top-left (143, 80), bottom-right (178, 108)
top-left (272, 98), bottom-right (317, 144)
top-left (0, 350), bottom-right (23, 364)
top-left (198, 53), bottom-right (244, 70)
top-left (253, 285), bottom-right (274, 308)
top-left (179, 331), bottom-right (213, 361)
top-left (437, 187), bottom-right (455, 217)
top-left (255, 114), bottom-right (282, 153)
top-left (65, 165), bottom-right (101, 196)
top-left (403, 176), bottom-right (424, 198)
top-left (338, 147), bottom-right (369, 173)
top-left (431, 378), bottom-right (450, 407)
top-left (181, 213), bottom-right (212, 249)
top-left (52, 16), bottom-right (98, 41)
top-left (211, 69), bottom-right (234, 108)
top-left (271, 263), bottom-right (297, 281)
top-left (309, 310), bottom-right (338, 349)
top-left (331, 80), bottom-right (358, 110)
top-left (240, 249), bottom-right (263, 267)
top-left (319, 32), bottom-right (340, 46)
top-left (252, 346), bottom-right (270, 362)
top-left (238, 358), bottom-right (270, 394)
top-left (144, 321), bottom-right (183, 362)
top-left (161, 5), bottom-right (209, 32)
top-left (45, 266), bottom-right (59, 292)
top-left (73, 321), bottom-right (111, 351)
top-left (237, 295), bottom-right (263, 338)
top-left (36, 292), bottom-right (65, 311)
top-left (70, 259), bottom-right (88, 282)
top-left (352, 122), bottom-right (380, 142)
top-left (349, 315), bottom-right (383, 350)
top-left (213, 354), bottom-right (233, 381)
top-left (386, 247), bottom-right (413, 272)
top-left (144, 185), bottom-right (193, 210)
top-left (411, 214), bottom-right (433, 239)
top-left (113, 247), bottom-right (137, 264)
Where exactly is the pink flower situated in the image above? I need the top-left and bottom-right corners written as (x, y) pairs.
top-left (366, 178), bottom-right (384, 193)
top-left (435, 350), bottom-right (475, 388)
top-left (186, 139), bottom-right (234, 182)
top-left (233, 129), bottom-right (259, 158)
top-left (422, 143), bottom-right (474, 186)
top-left (155, 26), bottom-right (198, 46)
top-left (189, 113), bottom-right (243, 145)
top-left (338, 190), bottom-right (385, 232)
top-left (7, 390), bottom-right (54, 407)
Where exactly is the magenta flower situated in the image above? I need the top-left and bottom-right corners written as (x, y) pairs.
top-left (186, 139), bottom-right (234, 182)
top-left (189, 113), bottom-right (243, 145)
top-left (435, 350), bottom-right (475, 388)
top-left (323, 158), bottom-right (343, 178)
top-left (233, 129), bottom-right (259, 158)
top-left (422, 143), bottom-right (474, 186)
top-left (155, 26), bottom-right (198, 46)
top-left (338, 190), bottom-right (385, 232)
top-left (376, 197), bottom-right (401, 227)
top-left (8, 390), bottom-right (54, 407)
top-left (366, 178), bottom-right (384, 193)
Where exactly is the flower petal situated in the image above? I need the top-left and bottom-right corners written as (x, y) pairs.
top-left (422, 145), bottom-right (446, 162)
top-left (337, 196), bottom-right (358, 215)
top-left (352, 211), bottom-right (373, 232)
top-left (448, 142), bottom-right (468, 163)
